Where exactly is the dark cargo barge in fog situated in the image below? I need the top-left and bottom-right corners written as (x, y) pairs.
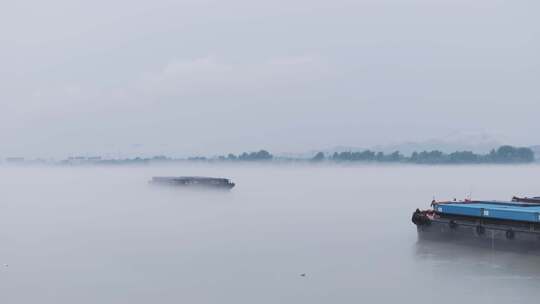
top-left (150, 176), bottom-right (235, 189)
top-left (412, 197), bottom-right (540, 251)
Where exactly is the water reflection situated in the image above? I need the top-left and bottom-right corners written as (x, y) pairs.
top-left (2, 164), bottom-right (540, 303)
top-left (415, 238), bottom-right (540, 279)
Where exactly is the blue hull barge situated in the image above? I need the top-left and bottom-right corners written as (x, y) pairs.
top-left (412, 197), bottom-right (540, 251)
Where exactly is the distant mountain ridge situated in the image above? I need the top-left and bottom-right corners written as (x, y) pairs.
top-left (371, 140), bottom-right (501, 156)
top-left (288, 134), bottom-right (510, 158)
top-left (299, 141), bottom-right (502, 158)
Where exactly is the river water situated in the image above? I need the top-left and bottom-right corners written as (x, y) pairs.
top-left (1, 164), bottom-right (540, 303)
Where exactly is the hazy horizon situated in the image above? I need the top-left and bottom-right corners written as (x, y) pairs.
top-left (3, 2), bottom-right (540, 303)
top-left (2, 0), bottom-right (539, 158)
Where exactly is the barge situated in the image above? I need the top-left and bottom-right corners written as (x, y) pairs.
top-left (150, 176), bottom-right (235, 189)
top-left (412, 197), bottom-right (540, 251)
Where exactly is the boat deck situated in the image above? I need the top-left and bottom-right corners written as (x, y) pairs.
top-left (435, 201), bottom-right (540, 223)
top-left (149, 176), bottom-right (235, 189)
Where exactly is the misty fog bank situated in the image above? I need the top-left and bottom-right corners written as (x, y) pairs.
top-left (1, 145), bottom-right (537, 167)
top-left (2, 164), bottom-right (540, 303)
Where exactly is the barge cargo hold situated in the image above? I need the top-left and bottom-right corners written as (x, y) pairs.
top-left (150, 176), bottom-right (235, 189)
top-left (412, 199), bottom-right (540, 251)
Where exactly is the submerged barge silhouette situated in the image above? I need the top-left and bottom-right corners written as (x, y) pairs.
top-left (150, 176), bottom-right (235, 189)
top-left (412, 197), bottom-right (540, 251)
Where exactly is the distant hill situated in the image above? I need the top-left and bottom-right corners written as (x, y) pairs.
top-left (372, 133), bottom-right (504, 156)
top-left (278, 145), bottom-right (367, 159)
top-left (371, 140), bottom-right (501, 156)
top-left (295, 133), bottom-right (503, 157)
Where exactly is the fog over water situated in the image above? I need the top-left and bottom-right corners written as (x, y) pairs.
top-left (2, 164), bottom-right (540, 303)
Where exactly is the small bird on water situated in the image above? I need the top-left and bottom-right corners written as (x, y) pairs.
top-left (300, 273), bottom-right (306, 277)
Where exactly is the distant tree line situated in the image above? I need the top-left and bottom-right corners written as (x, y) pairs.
top-left (215, 150), bottom-right (273, 161)
top-left (321, 146), bottom-right (534, 164)
top-left (48, 146), bottom-right (534, 166)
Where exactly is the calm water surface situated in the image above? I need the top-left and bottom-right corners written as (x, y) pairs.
top-left (1, 164), bottom-right (540, 303)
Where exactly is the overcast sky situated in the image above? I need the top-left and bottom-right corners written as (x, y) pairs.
top-left (1, 0), bottom-right (538, 157)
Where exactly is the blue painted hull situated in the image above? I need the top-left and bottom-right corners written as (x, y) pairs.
top-left (412, 199), bottom-right (540, 252)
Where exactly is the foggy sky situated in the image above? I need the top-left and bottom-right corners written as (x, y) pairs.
top-left (1, 0), bottom-right (538, 157)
